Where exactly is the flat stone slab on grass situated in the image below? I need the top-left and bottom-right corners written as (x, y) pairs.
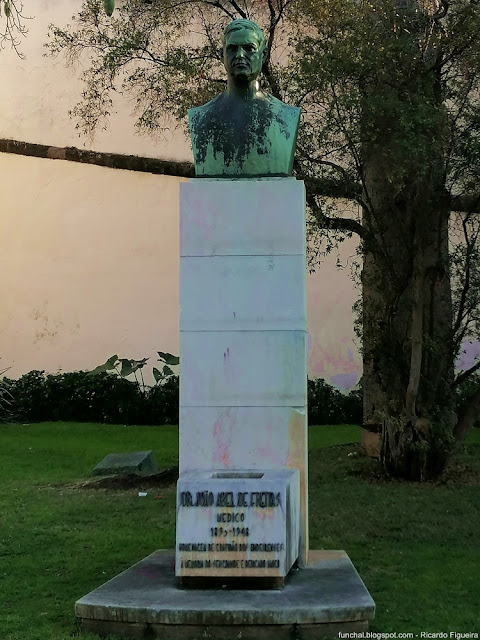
top-left (92, 451), bottom-right (159, 477)
top-left (76, 549), bottom-right (375, 639)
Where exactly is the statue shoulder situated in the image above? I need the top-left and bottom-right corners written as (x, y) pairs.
top-left (188, 94), bottom-right (224, 123)
top-left (266, 95), bottom-right (300, 121)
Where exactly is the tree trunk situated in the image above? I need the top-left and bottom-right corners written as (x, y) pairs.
top-left (362, 159), bottom-right (456, 481)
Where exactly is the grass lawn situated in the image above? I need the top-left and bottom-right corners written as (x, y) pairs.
top-left (0, 422), bottom-right (479, 639)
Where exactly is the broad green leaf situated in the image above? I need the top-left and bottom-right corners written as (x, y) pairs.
top-left (120, 358), bottom-right (148, 377)
top-left (87, 355), bottom-right (118, 376)
top-left (163, 365), bottom-right (174, 377)
top-left (157, 352), bottom-right (180, 366)
top-left (104, 0), bottom-right (115, 17)
top-left (153, 367), bottom-right (164, 383)
top-left (119, 359), bottom-right (134, 377)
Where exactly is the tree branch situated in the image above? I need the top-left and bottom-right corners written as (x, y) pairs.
top-left (226, 0), bottom-right (247, 19)
top-left (0, 0), bottom-right (30, 58)
top-left (202, 1), bottom-right (236, 20)
top-left (434, 29), bottom-right (480, 72)
top-left (261, 0), bottom-right (284, 99)
top-left (453, 319), bottom-right (473, 360)
top-left (0, 138), bottom-right (194, 178)
top-left (453, 358), bottom-right (480, 388)
top-left (305, 188), bottom-right (366, 238)
top-left (451, 194), bottom-right (480, 213)
top-left (294, 156), bottom-right (362, 201)
top-left (433, 0), bottom-right (449, 21)
top-left (452, 215), bottom-right (473, 337)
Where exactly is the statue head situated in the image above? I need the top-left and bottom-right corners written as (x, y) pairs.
top-left (222, 19), bottom-right (267, 85)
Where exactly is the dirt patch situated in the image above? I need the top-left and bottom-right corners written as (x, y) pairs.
top-left (346, 443), bottom-right (480, 485)
top-left (62, 466), bottom-right (179, 491)
top-left (435, 454), bottom-right (480, 485)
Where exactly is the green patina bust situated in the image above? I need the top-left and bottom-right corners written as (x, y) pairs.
top-left (188, 19), bottom-right (300, 178)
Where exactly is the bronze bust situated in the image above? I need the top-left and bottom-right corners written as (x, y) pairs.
top-left (188, 19), bottom-right (300, 178)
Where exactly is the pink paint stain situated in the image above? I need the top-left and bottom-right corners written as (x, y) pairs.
top-left (212, 409), bottom-right (233, 467)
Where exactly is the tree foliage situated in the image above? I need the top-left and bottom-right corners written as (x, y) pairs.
top-left (0, 0), bottom-right (31, 57)
top-left (47, 0), bottom-right (480, 479)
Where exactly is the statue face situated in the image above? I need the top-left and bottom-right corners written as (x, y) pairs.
top-left (223, 28), bottom-right (264, 83)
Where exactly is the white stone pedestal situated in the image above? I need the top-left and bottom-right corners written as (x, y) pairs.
top-left (179, 178), bottom-right (308, 566)
top-left (74, 178), bottom-right (377, 636)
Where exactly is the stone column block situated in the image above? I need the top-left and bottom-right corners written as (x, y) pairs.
top-left (180, 330), bottom-right (307, 407)
top-left (180, 255), bottom-right (306, 331)
top-left (180, 178), bottom-right (305, 257)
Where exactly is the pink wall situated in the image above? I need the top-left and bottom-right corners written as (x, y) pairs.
top-left (0, 151), bottom-right (362, 388)
top-left (0, 1), bottom-right (363, 389)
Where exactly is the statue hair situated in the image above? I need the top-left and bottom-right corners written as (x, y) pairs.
top-left (222, 19), bottom-right (265, 50)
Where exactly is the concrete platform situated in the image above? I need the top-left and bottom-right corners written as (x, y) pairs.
top-left (76, 549), bottom-right (375, 639)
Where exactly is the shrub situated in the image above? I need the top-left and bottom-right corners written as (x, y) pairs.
top-left (7, 370), bottom-right (177, 426)
top-left (307, 377), bottom-right (362, 425)
top-left (144, 376), bottom-right (179, 425)
top-left (6, 370), bottom-right (50, 423)
top-left (340, 384), bottom-right (363, 425)
top-left (7, 368), bottom-right (362, 427)
top-left (43, 371), bottom-right (143, 424)
top-left (0, 364), bottom-right (14, 423)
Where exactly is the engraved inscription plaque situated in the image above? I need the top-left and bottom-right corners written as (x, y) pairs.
top-left (175, 469), bottom-right (300, 578)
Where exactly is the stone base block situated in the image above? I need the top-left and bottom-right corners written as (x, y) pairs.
top-left (75, 549), bottom-right (375, 639)
top-left (175, 469), bottom-right (300, 579)
top-left (82, 618), bottom-right (368, 640)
